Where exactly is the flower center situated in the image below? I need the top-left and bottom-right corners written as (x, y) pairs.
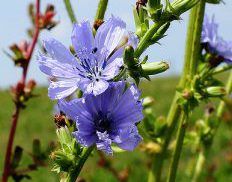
top-left (94, 112), bottom-right (111, 133)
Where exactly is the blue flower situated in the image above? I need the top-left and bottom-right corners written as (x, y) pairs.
top-left (201, 15), bottom-right (232, 64)
top-left (58, 82), bottom-right (143, 155)
top-left (38, 16), bottom-right (138, 100)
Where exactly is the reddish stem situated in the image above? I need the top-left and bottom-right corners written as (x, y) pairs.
top-left (2, 1), bottom-right (40, 181)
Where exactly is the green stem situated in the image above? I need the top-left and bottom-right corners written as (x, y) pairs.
top-left (63, 0), bottom-right (77, 23)
top-left (149, 1), bottom-right (206, 182)
top-left (134, 22), bottom-right (164, 58)
top-left (167, 114), bottom-right (187, 182)
top-left (67, 146), bottom-right (94, 182)
top-left (95, 0), bottom-right (109, 21)
top-left (188, 1), bottom-right (206, 78)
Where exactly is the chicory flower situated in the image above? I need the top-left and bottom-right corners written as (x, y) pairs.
top-left (38, 16), bottom-right (138, 99)
top-left (58, 82), bottom-right (143, 155)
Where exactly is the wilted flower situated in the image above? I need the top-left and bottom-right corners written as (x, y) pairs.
top-left (38, 16), bottom-right (138, 99)
top-left (58, 82), bottom-right (143, 155)
top-left (29, 3), bottom-right (57, 30)
top-left (202, 15), bottom-right (232, 65)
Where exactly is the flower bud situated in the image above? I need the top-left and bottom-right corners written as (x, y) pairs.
top-left (5, 41), bottom-right (30, 67)
top-left (11, 82), bottom-right (25, 105)
top-left (56, 126), bottom-right (73, 149)
top-left (141, 61), bottom-right (169, 76)
top-left (206, 86), bottom-right (226, 97)
top-left (51, 151), bottom-right (73, 172)
top-left (133, 1), bottom-right (149, 38)
top-left (143, 97), bottom-right (155, 108)
top-left (146, 0), bottom-right (163, 21)
top-left (29, 3), bottom-right (57, 30)
top-left (123, 46), bottom-right (141, 83)
top-left (139, 142), bottom-right (161, 154)
top-left (123, 46), bottom-right (136, 68)
top-left (24, 79), bottom-right (36, 98)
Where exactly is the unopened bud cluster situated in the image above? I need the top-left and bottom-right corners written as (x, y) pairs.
top-left (11, 80), bottom-right (36, 107)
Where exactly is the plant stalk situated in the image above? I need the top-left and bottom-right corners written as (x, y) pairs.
top-left (63, 0), bottom-right (77, 23)
top-left (67, 146), bottom-right (95, 182)
top-left (95, 0), bottom-right (109, 21)
top-left (149, 1), bottom-right (206, 182)
top-left (2, 1), bottom-right (41, 181)
top-left (167, 114), bottom-right (187, 182)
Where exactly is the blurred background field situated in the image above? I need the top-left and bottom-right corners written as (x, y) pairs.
top-left (1, 76), bottom-right (232, 182)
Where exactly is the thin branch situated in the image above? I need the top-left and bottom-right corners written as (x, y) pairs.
top-left (2, 1), bottom-right (41, 181)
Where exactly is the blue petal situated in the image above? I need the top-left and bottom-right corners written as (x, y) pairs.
top-left (42, 38), bottom-right (79, 66)
top-left (101, 58), bottom-right (123, 80)
top-left (113, 126), bottom-right (142, 151)
top-left (110, 85), bottom-right (143, 128)
top-left (95, 15), bottom-right (127, 58)
top-left (73, 131), bottom-right (97, 147)
top-left (96, 131), bottom-right (113, 155)
top-left (48, 79), bottom-right (79, 100)
top-left (86, 79), bottom-right (109, 96)
top-left (37, 38), bottom-right (86, 99)
top-left (72, 21), bottom-right (94, 55)
top-left (202, 15), bottom-right (218, 45)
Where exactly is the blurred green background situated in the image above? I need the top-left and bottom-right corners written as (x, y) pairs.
top-left (1, 76), bottom-right (232, 182)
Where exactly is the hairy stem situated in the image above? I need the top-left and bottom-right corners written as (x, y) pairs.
top-left (67, 146), bottom-right (94, 182)
top-left (63, 0), bottom-right (77, 23)
top-left (2, 1), bottom-right (41, 181)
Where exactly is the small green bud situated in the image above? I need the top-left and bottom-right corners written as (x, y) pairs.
top-left (139, 142), bottom-right (161, 154)
top-left (143, 97), bottom-right (155, 108)
top-left (123, 46), bottom-right (136, 68)
top-left (133, 7), bottom-right (149, 37)
top-left (11, 146), bottom-right (23, 169)
top-left (56, 126), bottom-right (73, 150)
top-left (33, 139), bottom-right (41, 158)
top-left (147, 0), bottom-right (163, 21)
top-left (206, 86), bottom-right (226, 97)
top-left (51, 150), bottom-right (73, 172)
top-left (141, 61), bottom-right (169, 76)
